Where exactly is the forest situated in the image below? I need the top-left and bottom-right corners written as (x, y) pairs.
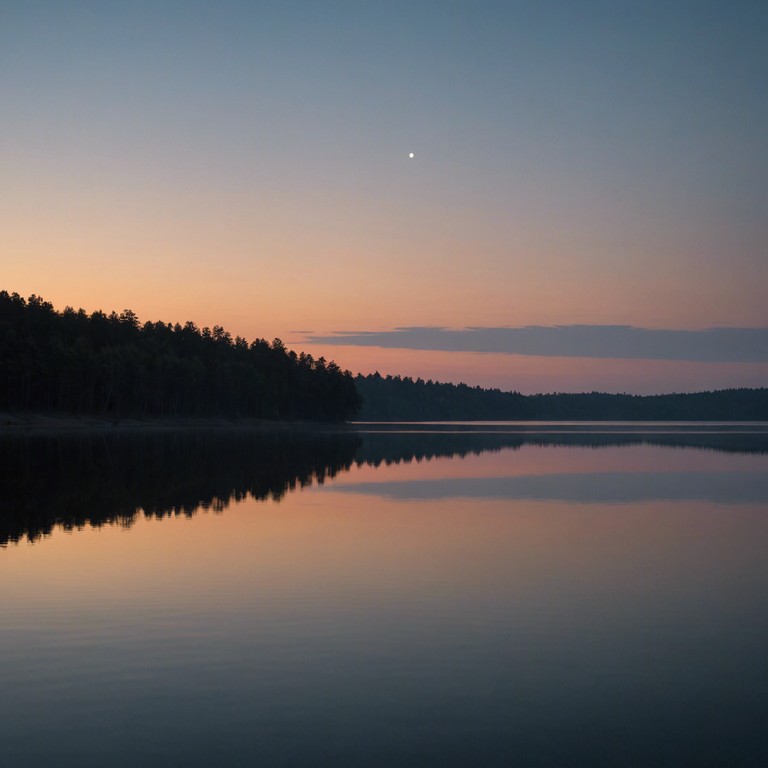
top-left (0, 292), bottom-right (360, 421)
top-left (3, 291), bottom-right (766, 424)
top-left (355, 372), bottom-right (768, 421)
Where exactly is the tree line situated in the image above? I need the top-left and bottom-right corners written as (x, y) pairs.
top-left (355, 372), bottom-right (768, 421)
top-left (0, 292), bottom-right (360, 421)
top-left (3, 290), bottom-right (765, 424)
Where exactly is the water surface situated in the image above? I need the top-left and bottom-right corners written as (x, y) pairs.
top-left (2, 423), bottom-right (767, 766)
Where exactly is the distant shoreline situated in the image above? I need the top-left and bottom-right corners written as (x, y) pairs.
top-left (355, 377), bottom-right (768, 421)
top-left (2, 411), bottom-right (766, 437)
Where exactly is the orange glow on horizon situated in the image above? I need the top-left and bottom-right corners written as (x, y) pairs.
top-left (6, 457), bottom-right (767, 610)
top-left (2, 264), bottom-right (765, 393)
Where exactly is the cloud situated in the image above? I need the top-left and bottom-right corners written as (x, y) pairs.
top-left (305, 325), bottom-right (768, 363)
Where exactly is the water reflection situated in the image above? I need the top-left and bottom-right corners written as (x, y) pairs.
top-left (2, 425), bottom-right (768, 767)
top-left (354, 422), bottom-right (768, 459)
top-left (0, 431), bottom-right (360, 545)
top-left (335, 470), bottom-right (768, 503)
top-left (1, 424), bottom-right (766, 546)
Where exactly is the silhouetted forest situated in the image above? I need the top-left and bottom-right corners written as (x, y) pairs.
top-left (0, 292), bottom-right (360, 421)
top-left (3, 292), bottom-right (766, 424)
top-left (355, 373), bottom-right (768, 421)
top-left (2, 426), bottom-right (765, 545)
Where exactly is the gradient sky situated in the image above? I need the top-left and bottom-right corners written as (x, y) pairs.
top-left (2, 1), bottom-right (766, 393)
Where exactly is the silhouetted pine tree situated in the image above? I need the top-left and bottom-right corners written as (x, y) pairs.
top-left (0, 292), bottom-right (361, 421)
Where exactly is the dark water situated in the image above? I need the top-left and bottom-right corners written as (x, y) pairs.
top-left (1, 423), bottom-right (767, 767)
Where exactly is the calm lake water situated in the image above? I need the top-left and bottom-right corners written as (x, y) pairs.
top-left (2, 423), bottom-right (767, 767)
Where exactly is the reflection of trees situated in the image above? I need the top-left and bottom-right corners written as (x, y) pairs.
top-left (353, 428), bottom-right (768, 466)
top-left (0, 431), bottom-right (361, 546)
top-left (1, 427), bottom-right (765, 546)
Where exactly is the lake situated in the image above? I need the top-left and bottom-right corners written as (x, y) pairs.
top-left (2, 423), bottom-right (767, 767)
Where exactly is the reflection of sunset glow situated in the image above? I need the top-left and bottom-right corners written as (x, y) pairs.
top-left (339, 442), bottom-right (768, 485)
top-left (4, 432), bottom-right (768, 765)
top-left (6, 472), bottom-right (768, 616)
top-left (7, 439), bottom-right (766, 562)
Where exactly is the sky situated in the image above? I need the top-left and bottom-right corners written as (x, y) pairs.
top-left (2, 0), bottom-right (767, 393)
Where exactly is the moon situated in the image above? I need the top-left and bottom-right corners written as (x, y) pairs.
top-left (409, 152), bottom-right (414, 159)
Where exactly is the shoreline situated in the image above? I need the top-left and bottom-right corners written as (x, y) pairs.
top-left (0, 412), bottom-right (355, 436)
top-left (2, 412), bottom-right (766, 437)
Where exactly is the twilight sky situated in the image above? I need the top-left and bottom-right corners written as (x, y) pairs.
top-left (2, 1), bottom-right (767, 393)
